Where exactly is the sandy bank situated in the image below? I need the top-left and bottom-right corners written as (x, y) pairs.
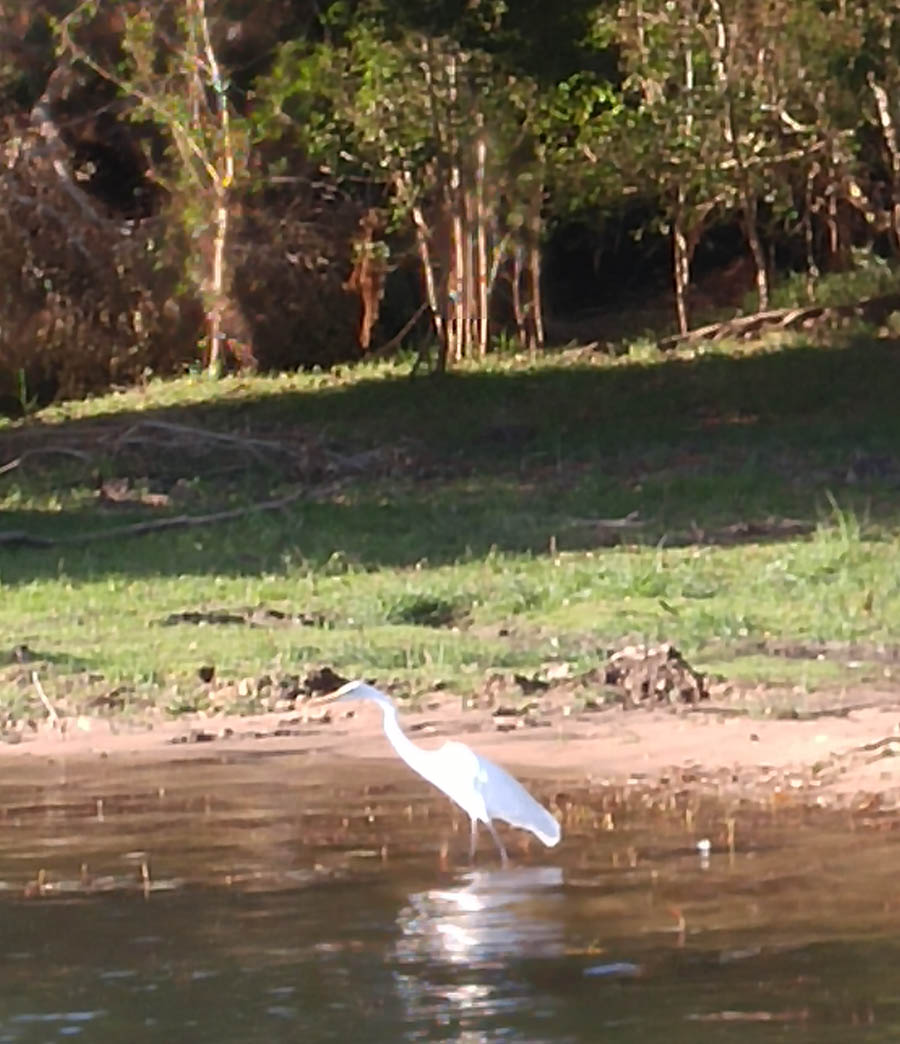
top-left (4, 687), bottom-right (900, 808)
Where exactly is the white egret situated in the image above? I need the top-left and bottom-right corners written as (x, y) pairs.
top-left (326, 680), bottom-right (561, 866)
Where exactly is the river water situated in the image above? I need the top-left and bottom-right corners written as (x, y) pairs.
top-left (0, 750), bottom-right (898, 1043)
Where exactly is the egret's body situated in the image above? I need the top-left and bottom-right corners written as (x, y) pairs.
top-left (327, 680), bottom-right (561, 865)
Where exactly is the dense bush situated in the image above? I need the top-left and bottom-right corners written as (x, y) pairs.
top-left (0, 130), bottom-right (365, 405)
top-left (0, 130), bottom-right (203, 403)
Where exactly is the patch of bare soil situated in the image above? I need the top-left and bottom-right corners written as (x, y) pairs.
top-left (5, 670), bottom-right (900, 812)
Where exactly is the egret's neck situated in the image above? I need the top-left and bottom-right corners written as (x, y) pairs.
top-left (377, 701), bottom-right (429, 775)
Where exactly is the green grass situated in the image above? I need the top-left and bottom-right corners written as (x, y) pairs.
top-left (768, 249), bottom-right (900, 311)
top-left (2, 330), bottom-right (900, 722)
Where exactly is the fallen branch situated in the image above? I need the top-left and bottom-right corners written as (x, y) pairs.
top-left (31, 672), bottom-right (61, 729)
top-left (564, 512), bottom-right (644, 530)
top-left (28, 61), bottom-right (109, 227)
top-left (658, 292), bottom-right (900, 351)
top-left (0, 486), bottom-right (306, 549)
top-left (0, 447), bottom-right (94, 478)
top-left (105, 419), bottom-right (291, 460)
top-left (0, 531), bottom-right (55, 548)
top-left (111, 422), bottom-right (408, 477)
top-left (369, 300), bottom-right (429, 358)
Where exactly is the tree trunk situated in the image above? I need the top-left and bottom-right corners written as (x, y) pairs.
top-left (206, 186), bottom-right (228, 376)
top-left (526, 242), bottom-right (543, 351)
top-left (525, 177), bottom-right (545, 351)
top-left (511, 248), bottom-right (527, 346)
top-left (709, 0), bottom-right (769, 310)
top-left (673, 41), bottom-right (693, 335)
top-left (868, 72), bottom-right (900, 252)
top-left (410, 201), bottom-right (446, 368)
top-left (449, 186), bottom-right (465, 363)
top-left (195, 0), bottom-right (235, 375)
top-left (803, 163), bottom-right (820, 300)
top-left (463, 178), bottom-right (477, 356)
top-left (673, 207), bottom-right (690, 336)
top-left (475, 132), bottom-right (489, 358)
top-left (445, 53), bottom-right (465, 363)
top-left (742, 197), bottom-right (768, 311)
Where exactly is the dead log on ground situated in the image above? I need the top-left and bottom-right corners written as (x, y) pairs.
top-left (658, 292), bottom-right (900, 351)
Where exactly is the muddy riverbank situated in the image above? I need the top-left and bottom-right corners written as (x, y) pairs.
top-left (4, 685), bottom-right (900, 810)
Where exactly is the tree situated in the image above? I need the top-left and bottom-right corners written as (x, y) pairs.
top-left (558, 2), bottom-right (736, 333)
top-left (58, 0), bottom-right (247, 375)
top-left (562, 0), bottom-right (893, 332)
top-left (256, 9), bottom-right (555, 366)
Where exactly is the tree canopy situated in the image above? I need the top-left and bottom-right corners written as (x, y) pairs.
top-left (0, 0), bottom-right (898, 394)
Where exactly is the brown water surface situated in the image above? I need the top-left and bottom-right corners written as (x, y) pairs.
top-left (1, 751), bottom-right (899, 1042)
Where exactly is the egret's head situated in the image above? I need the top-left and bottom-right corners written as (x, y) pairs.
top-left (323, 679), bottom-right (391, 708)
top-left (327, 679), bottom-right (366, 701)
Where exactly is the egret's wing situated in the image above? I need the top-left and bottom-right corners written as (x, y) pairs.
top-left (442, 743), bottom-right (560, 847)
top-left (418, 741), bottom-right (487, 821)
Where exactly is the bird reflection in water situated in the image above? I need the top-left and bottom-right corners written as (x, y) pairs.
top-left (392, 867), bottom-right (564, 1038)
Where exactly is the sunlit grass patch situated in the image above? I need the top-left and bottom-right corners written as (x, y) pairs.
top-left (2, 335), bottom-right (900, 718)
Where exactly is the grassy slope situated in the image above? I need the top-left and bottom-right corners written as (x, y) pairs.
top-left (2, 331), bottom-right (900, 721)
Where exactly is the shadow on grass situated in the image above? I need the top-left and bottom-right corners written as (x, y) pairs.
top-left (2, 333), bottom-right (900, 584)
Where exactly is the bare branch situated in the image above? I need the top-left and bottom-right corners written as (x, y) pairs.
top-left (0, 447), bottom-right (93, 478)
top-left (369, 300), bottom-right (429, 357)
top-left (0, 486), bottom-right (307, 550)
top-left (659, 293), bottom-right (900, 350)
top-left (32, 672), bottom-right (61, 729)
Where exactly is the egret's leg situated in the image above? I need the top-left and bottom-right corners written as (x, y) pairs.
top-left (486, 820), bottom-right (509, 868)
top-left (469, 818), bottom-right (478, 864)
